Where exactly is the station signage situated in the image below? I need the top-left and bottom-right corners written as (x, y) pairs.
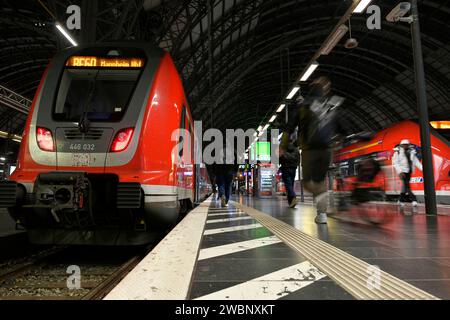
top-left (66, 56), bottom-right (144, 68)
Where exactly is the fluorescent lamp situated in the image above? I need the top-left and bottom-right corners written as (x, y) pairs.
top-left (263, 124), bottom-right (270, 131)
top-left (276, 104), bottom-right (286, 113)
top-left (0, 157), bottom-right (5, 161)
top-left (257, 125), bottom-right (263, 132)
top-left (286, 86), bottom-right (300, 100)
top-left (269, 115), bottom-right (277, 123)
top-left (56, 23), bottom-right (78, 46)
top-left (300, 62), bottom-right (319, 82)
top-left (258, 131), bottom-right (264, 137)
top-left (353, 0), bottom-right (372, 13)
top-left (321, 25), bottom-right (349, 55)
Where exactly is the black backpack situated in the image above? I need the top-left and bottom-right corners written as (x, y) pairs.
top-left (303, 99), bottom-right (337, 146)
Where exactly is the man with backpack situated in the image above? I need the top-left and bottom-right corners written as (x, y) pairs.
top-left (392, 139), bottom-right (423, 207)
top-left (281, 76), bottom-right (345, 224)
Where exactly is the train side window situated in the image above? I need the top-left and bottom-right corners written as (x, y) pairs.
top-left (185, 110), bottom-right (194, 162)
top-left (187, 116), bottom-right (194, 159)
top-left (179, 106), bottom-right (186, 158)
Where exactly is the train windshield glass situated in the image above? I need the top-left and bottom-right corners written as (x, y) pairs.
top-left (54, 68), bottom-right (141, 122)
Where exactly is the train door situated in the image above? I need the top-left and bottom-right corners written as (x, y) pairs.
top-left (176, 106), bottom-right (186, 196)
top-left (176, 105), bottom-right (194, 201)
top-left (185, 111), bottom-right (194, 201)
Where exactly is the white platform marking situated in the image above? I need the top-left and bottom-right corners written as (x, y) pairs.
top-left (195, 261), bottom-right (326, 300)
top-left (206, 216), bottom-right (254, 224)
top-left (104, 197), bottom-right (212, 300)
top-left (203, 223), bottom-right (264, 235)
top-left (198, 236), bottom-right (282, 260)
top-left (207, 212), bottom-right (245, 217)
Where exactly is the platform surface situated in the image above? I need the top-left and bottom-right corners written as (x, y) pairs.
top-left (220, 196), bottom-right (450, 299)
top-left (106, 195), bottom-right (450, 300)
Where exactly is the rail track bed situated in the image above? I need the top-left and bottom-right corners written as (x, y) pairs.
top-left (0, 246), bottom-right (148, 300)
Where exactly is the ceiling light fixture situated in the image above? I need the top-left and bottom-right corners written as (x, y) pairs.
top-left (56, 23), bottom-right (78, 46)
top-left (300, 62), bottom-right (319, 82)
top-left (321, 25), bottom-right (349, 55)
top-left (286, 86), bottom-right (300, 100)
top-left (353, 0), bottom-right (372, 13)
top-left (277, 104), bottom-right (286, 112)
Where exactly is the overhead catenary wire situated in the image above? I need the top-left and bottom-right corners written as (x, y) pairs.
top-left (37, 0), bottom-right (57, 21)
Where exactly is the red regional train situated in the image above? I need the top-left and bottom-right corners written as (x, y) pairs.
top-left (0, 43), bottom-right (211, 245)
top-left (333, 120), bottom-right (450, 204)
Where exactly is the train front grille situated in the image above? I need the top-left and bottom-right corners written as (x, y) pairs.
top-left (0, 181), bottom-right (18, 207)
top-left (64, 128), bottom-right (104, 140)
top-left (116, 183), bottom-right (142, 209)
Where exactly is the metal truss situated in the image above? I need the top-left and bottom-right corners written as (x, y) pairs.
top-left (1, 0), bottom-right (450, 137)
top-left (0, 85), bottom-right (31, 114)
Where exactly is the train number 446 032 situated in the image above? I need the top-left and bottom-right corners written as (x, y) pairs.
top-left (69, 143), bottom-right (95, 151)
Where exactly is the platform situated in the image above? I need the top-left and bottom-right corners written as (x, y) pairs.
top-left (106, 195), bottom-right (450, 300)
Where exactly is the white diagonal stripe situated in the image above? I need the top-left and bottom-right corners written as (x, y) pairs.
top-left (199, 236), bottom-right (282, 260)
top-left (206, 216), bottom-right (254, 224)
top-left (208, 212), bottom-right (245, 217)
top-left (203, 223), bottom-right (264, 235)
top-left (195, 261), bottom-right (326, 300)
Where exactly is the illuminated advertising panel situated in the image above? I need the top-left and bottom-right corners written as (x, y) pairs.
top-left (251, 142), bottom-right (271, 162)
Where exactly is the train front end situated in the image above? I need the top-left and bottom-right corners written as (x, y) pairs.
top-left (0, 44), bottom-right (170, 245)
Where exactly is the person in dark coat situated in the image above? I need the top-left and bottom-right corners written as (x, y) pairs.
top-left (280, 76), bottom-right (345, 224)
top-left (212, 146), bottom-right (239, 207)
top-left (280, 140), bottom-right (300, 208)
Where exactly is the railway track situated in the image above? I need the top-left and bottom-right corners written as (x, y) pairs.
top-left (0, 246), bottom-right (146, 300)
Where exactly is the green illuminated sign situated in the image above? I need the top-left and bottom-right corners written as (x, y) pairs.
top-left (251, 142), bottom-right (271, 162)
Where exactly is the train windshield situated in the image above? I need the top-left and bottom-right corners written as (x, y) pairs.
top-left (54, 67), bottom-right (141, 122)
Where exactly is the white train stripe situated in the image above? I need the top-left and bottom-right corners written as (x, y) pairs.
top-left (385, 190), bottom-right (450, 196)
top-left (144, 195), bottom-right (177, 203)
top-left (198, 236), bottom-right (282, 260)
top-left (203, 223), bottom-right (264, 235)
top-left (206, 217), bottom-right (254, 224)
top-left (195, 261), bottom-right (326, 300)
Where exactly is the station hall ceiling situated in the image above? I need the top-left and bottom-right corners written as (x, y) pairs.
top-left (0, 0), bottom-right (449, 138)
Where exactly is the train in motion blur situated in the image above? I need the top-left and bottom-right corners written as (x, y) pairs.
top-left (0, 43), bottom-right (211, 245)
top-left (333, 121), bottom-right (450, 204)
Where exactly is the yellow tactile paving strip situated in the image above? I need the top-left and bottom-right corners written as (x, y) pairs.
top-left (232, 201), bottom-right (439, 300)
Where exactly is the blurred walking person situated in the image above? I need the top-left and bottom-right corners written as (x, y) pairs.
top-left (281, 76), bottom-right (345, 224)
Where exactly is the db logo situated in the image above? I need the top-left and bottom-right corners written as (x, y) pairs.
top-left (410, 177), bottom-right (424, 183)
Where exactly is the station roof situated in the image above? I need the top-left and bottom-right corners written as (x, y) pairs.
top-left (0, 0), bottom-right (449, 140)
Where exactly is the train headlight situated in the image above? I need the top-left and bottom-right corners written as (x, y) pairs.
top-left (36, 127), bottom-right (55, 152)
top-left (110, 128), bottom-right (134, 152)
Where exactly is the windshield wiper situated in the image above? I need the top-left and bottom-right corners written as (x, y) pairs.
top-left (78, 72), bottom-right (98, 133)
